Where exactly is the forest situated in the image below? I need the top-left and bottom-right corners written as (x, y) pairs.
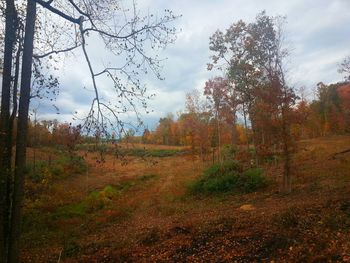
top-left (1, 0), bottom-right (350, 262)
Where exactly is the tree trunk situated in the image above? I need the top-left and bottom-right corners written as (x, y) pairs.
top-left (216, 109), bottom-right (221, 163)
top-left (0, 0), bottom-right (16, 261)
top-left (231, 120), bottom-right (237, 146)
top-left (242, 102), bottom-right (249, 150)
top-left (281, 105), bottom-right (291, 193)
top-left (8, 1), bottom-right (36, 262)
top-left (4, 42), bottom-right (21, 262)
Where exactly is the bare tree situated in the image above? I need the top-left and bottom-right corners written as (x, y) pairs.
top-left (0, 0), bottom-right (179, 261)
top-left (338, 55), bottom-right (350, 81)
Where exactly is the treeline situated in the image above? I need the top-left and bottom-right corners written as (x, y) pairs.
top-left (25, 120), bottom-right (82, 151)
top-left (292, 82), bottom-right (350, 138)
top-left (141, 81), bottom-right (350, 150)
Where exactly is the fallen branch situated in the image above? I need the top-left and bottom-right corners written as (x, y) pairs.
top-left (329, 148), bottom-right (350, 159)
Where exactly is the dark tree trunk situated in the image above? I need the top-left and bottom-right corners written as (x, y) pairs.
top-left (5, 45), bottom-right (22, 257)
top-left (0, 0), bottom-right (16, 261)
top-left (8, 1), bottom-right (36, 262)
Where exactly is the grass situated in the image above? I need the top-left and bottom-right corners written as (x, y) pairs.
top-left (122, 148), bottom-right (186, 157)
top-left (22, 136), bottom-right (350, 262)
top-left (188, 161), bottom-right (266, 195)
top-left (76, 143), bottom-right (188, 157)
top-left (48, 173), bottom-right (159, 221)
top-left (26, 152), bottom-right (87, 183)
top-left (53, 185), bottom-right (120, 219)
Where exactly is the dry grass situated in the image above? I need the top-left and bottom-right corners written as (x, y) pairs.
top-left (22, 136), bottom-right (350, 262)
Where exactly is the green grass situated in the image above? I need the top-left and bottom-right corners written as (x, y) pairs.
top-left (27, 152), bottom-right (87, 183)
top-left (53, 185), bottom-right (119, 219)
top-left (118, 148), bottom-right (186, 157)
top-left (76, 143), bottom-right (187, 157)
top-left (188, 161), bottom-right (266, 195)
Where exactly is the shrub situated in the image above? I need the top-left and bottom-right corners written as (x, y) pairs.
top-left (57, 155), bottom-right (87, 175)
top-left (242, 168), bottom-right (265, 192)
top-left (189, 161), bottom-right (266, 195)
top-left (54, 185), bottom-right (119, 218)
top-left (221, 144), bottom-right (237, 161)
top-left (27, 152), bottom-right (87, 185)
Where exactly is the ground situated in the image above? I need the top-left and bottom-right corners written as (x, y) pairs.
top-left (22, 136), bottom-right (350, 262)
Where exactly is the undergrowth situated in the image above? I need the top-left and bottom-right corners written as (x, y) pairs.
top-left (53, 185), bottom-right (119, 219)
top-left (76, 143), bottom-right (187, 157)
top-left (27, 152), bottom-right (87, 184)
top-left (188, 161), bottom-right (266, 195)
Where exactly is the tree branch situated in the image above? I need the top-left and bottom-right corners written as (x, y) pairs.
top-left (33, 0), bottom-right (81, 24)
top-left (33, 43), bottom-right (81, 59)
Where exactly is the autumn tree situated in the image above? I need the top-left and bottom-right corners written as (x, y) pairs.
top-left (208, 11), bottom-right (297, 192)
top-left (204, 77), bottom-right (230, 161)
top-left (208, 19), bottom-right (260, 150)
top-left (183, 89), bottom-right (211, 158)
top-left (155, 114), bottom-right (175, 145)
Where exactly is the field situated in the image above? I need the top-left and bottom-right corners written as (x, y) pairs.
top-left (22, 136), bottom-right (350, 262)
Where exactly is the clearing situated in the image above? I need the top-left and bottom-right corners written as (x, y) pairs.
top-left (22, 136), bottom-right (350, 262)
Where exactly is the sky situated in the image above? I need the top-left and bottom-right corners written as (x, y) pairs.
top-left (32, 0), bottom-right (350, 130)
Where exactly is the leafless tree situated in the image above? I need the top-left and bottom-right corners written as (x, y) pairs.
top-left (338, 55), bottom-right (350, 81)
top-left (0, 0), bottom-right (179, 261)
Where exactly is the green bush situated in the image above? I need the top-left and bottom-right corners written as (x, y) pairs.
top-left (221, 144), bottom-right (237, 161)
top-left (242, 168), bottom-right (265, 192)
top-left (189, 161), bottom-right (266, 195)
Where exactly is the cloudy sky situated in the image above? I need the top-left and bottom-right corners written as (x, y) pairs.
top-left (33, 0), bottom-right (350, 130)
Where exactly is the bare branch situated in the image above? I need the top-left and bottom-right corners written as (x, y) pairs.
top-left (33, 43), bottom-right (81, 59)
top-left (33, 0), bottom-right (81, 24)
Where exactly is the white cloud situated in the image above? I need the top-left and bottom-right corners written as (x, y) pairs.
top-left (32, 0), bottom-right (350, 128)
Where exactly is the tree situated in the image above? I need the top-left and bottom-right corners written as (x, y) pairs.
top-left (338, 55), bottom-right (350, 81)
top-left (204, 77), bottom-right (230, 161)
top-left (0, 1), bottom-right (179, 261)
top-left (208, 19), bottom-right (261, 150)
top-left (156, 114), bottom-right (174, 145)
top-left (208, 11), bottom-right (296, 192)
top-left (184, 89), bottom-right (211, 159)
top-left (0, 1), bottom-right (17, 260)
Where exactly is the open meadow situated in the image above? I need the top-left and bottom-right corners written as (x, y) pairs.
top-left (21, 136), bottom-right (350, 262)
